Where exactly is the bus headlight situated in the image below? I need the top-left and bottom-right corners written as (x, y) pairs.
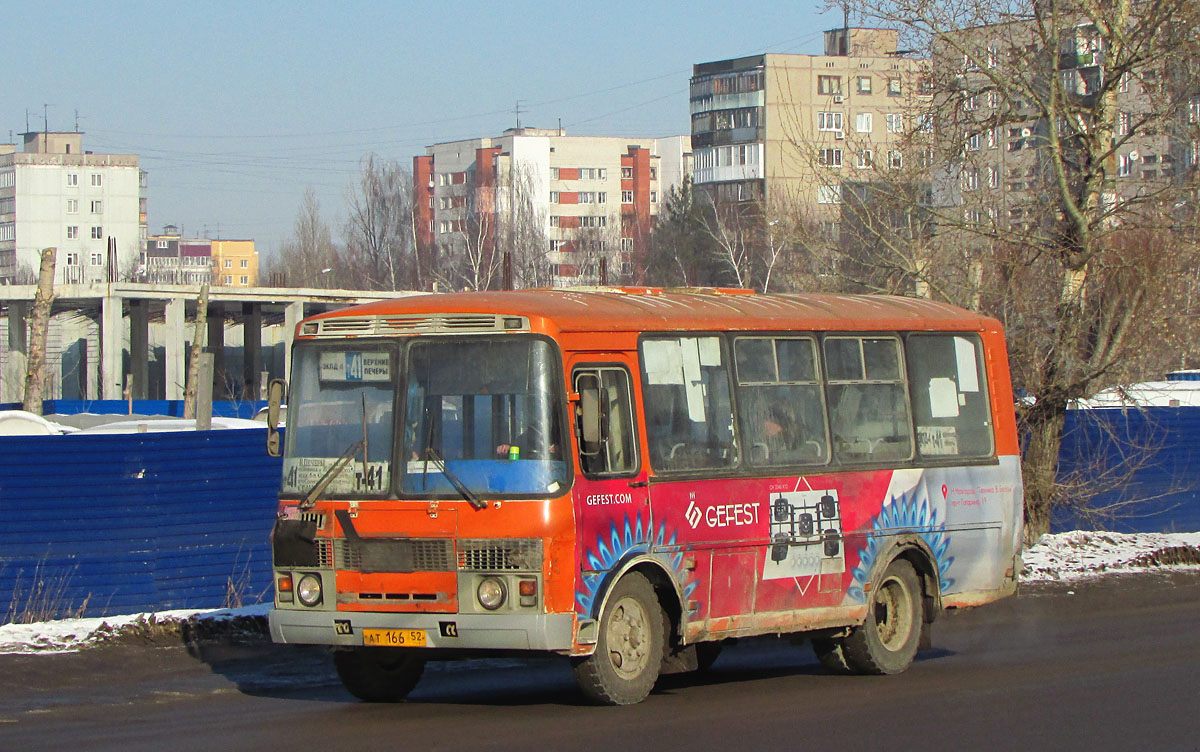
top-left (296, 573), bottom-right (323, 607)
top-left (477, 577), bottom-right (507, 610)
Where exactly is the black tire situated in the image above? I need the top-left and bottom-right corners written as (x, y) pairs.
top-left (811, 637), bottom-right (854, 674)
top-left (842, 558), bottom-right (923, 675)
top-left (334, 647), bottom-right (426, 702)
top-left (573, 572), bottom-right (665, 705)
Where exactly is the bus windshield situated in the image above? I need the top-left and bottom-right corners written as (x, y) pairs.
top-left (401, 337), bottom-right (569, 497)
top-left (281, 346), bottom-right (397, 498)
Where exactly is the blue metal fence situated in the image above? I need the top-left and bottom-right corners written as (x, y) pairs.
top-left (0, 400), bottom-right (268, 419)
top-left (0, 429), bottom-right (281, 620)
top-left (1054, 407), bottom-right (1200, 532)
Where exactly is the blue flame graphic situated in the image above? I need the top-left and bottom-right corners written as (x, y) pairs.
top-left (575, 513), bottom-right (698, 616)
top-left (848, 489), bottom-right (954, 602)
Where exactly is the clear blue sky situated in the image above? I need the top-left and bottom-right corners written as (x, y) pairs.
top-left (4, 1), bottom-right (838, 255)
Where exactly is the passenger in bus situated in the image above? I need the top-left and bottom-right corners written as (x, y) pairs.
top-left (496, 421), bottom-right (560, 459)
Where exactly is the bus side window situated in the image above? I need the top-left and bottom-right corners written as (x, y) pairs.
top-left (640, 336), bottom-right (737, 472)
top-left (906, 334), bottom-right (995, 459)
top-left (574, 367), bottom-right (639, 477)
top-left (824, 335), bottom-right (913, 463)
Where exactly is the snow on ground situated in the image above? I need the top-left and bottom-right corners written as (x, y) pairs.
top-left (3, 532), bottom-right (1199, 655)
top-left (1021, 530), bottom-right (1200, 581)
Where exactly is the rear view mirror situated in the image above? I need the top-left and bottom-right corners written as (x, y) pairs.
top-left (576, 372), bottom-right (601, 453)
top-left (266, 378), bottom-right (287, 457)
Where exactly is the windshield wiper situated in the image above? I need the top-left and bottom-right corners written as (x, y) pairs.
top-left (424, 447), bottom-right (487, 510)
top-left (300, 440), bottom-right (363, 510)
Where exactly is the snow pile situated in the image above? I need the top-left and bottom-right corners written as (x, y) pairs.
top-left (0, 603), bottom-right (270, 655)
top-left (1022, 530), bottom-right (1200, 581)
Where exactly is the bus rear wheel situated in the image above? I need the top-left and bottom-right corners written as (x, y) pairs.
top-left (842, 558), bottom-right (922, 675)
top-left (573, 572), bottom-right (664, 705)
top-left (334, 647), bottom-right (426, 702)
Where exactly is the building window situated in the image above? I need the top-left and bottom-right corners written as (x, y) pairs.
top-left (67, 226), bottom-right (78, 239)
top-left (224, 276), bottom-right (233, 284)
top-left (224, 259), bottom-right (232, 268)
top-left (988, 166), bottom-right (999, 188)
top-left (598, 192), bottom-right (607, 204)
top-left (551, 167), bottom-right (560, 180)
top-left (650, 191), bottom-right (658, 203)
top-left (156, 239), bottom-right (168, 249)
top-left (91, 174), bottom-right (103, 187)
top-left (579, 192), bottom-right (595, 204)
top-left (966, 132), bottom-right (982, 151)
top-left (962, 169), bottom-right (980, 191)
top-left (550, 215), bottom-right (561, 227)
top-left (649, 167), bottom-right (657, 180)
top-left (915, 114), bottom-right (933, 133)
top-left (1118, 153), bottom-right (1133, 177)
top-left (91, 226), bottom-right (103, 239)
top-left (550, 239), bottom-right (565, 252)
top-left (621, 166), bottom-right (633, 179)
top-left (856, 112), bottom-right (873, 133)
top-left (886, 113), bottom-right (904, 133)
top-left (580, 216), bottom-right (607, 228)
top-left (240, 259), bottom-right (248, 268)
top-left (66, 252), bottom-right (79, 266)
top-left (91, 200), bottom-right (103, 213)
top-left (856, 149), bottom-right (873, 168)
top-left (818, 148), bottom-right (843, 167)
top-left (67, 173), bottom-right (79, 187)
top-left (550, 191), bottom-right (560, 203)
top-left (620, 237), bottom-right (634, 251)
top-left (240, 275), bottom-right (248, 284)
top-left (818, 75), bottom-right (843, 95)
top-left (90, 252), bottom-right (104, 265)
top-left (888, 151), bottom-right (903, 169)
top-left (67, 199), bottom-right (78, 214)
top-left (887, 78), bottom-right (902, 96)
top-left (1117, 111), bottom-right (1131, 135)
top-left (857, 75), bottom-right (872, 94)
top-left (818, 111), bottom-right (844, 131)
top-left (622, 190), bottom-right (633, 204)
top-left (817, 184), bottom-right (842, 204)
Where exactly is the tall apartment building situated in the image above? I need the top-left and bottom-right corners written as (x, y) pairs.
top-left (690, 28), bottom-right (930, 223)
top-left (0, 131), bottom-right (146, 284)
top-left (936, 20), bottom-right (1200, 235)
top-left (415, 128), bottom-right (691, 287)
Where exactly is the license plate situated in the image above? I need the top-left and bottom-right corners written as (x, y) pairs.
top-left (362, 628), bottom-right (427, 647)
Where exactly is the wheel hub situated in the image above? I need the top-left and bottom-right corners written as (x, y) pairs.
top-left (607, 596), bottom-right (650, 677)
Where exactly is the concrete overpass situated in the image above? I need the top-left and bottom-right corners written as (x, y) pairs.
top-left (1, 282), bottom-right (419, 402)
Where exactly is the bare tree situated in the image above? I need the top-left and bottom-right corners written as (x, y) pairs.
top-left (265, 187), bottom-right (344, 288)
top-left (839, 0), bottom-right (1200, 536)
top-left (344, 155), bottom-right (415, 290)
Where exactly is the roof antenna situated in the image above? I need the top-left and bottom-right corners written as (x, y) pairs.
top-left (513, 100), bottom-right (523, 130)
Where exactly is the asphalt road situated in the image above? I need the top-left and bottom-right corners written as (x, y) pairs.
top-left (2, 572), bottom-right (1199, 752)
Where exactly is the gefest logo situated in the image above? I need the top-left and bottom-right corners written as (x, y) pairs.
top-left (684, 499), bottom-right (760, 529)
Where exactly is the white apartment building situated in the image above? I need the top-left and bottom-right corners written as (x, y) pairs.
top-left (0, 131), bottom-right (146, 285)
top-left (415, 128), bottom-right (691, 287)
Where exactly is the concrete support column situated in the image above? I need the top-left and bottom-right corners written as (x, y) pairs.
top-left (283, 302), bottom-right (304, 383)
top-left (242, 302), bottom-right (263, 401)
top-left (207, 306), bottom-right (226, 400)
top-left (3, 304), bottom-right (29, 403)
top-left (129, 299), bottom-right (149, 400)
top-left (100, 291), bottom-right (125, 400)
top-left (164, 298), bottom-right (186, 401)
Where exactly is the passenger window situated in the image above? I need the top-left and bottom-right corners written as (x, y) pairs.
top-left (573, 367), bottom-right (638, 477)
top-left (734, 336), bottom-right (828, 467)
top-left (824, 336), bottom-right (912, 462)
top-left (906, 334), bottom-right (994, 458)
top-left (640, 336), bottom-right (737, 472)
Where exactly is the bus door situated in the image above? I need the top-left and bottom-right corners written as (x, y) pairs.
top-left (569, 357), bottom-right (651, 616)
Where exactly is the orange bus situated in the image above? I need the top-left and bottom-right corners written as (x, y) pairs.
top-left (267, 288), bottom-right (1023, 705)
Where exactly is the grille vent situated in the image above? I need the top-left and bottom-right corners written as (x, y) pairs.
top-left (457, 539), bottom-right (543, 571)
top-left (335, 537), bottom-right (454, 572)
top-left (311, 313), bottom-right (527, 338)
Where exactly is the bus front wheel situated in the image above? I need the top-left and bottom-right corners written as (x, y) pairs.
top-left (573, 572), bottom-right (665, 705)
top-left (841, 558), bottom-right (922, 674)
top-left (334, 647), bottom-right (426, 702)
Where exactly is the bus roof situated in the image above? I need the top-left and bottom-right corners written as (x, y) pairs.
top-left (306, 288), bottom-right (998, 334)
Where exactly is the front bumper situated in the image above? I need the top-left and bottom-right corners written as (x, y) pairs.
top-left (269, 607), bottom-right (576, 652)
